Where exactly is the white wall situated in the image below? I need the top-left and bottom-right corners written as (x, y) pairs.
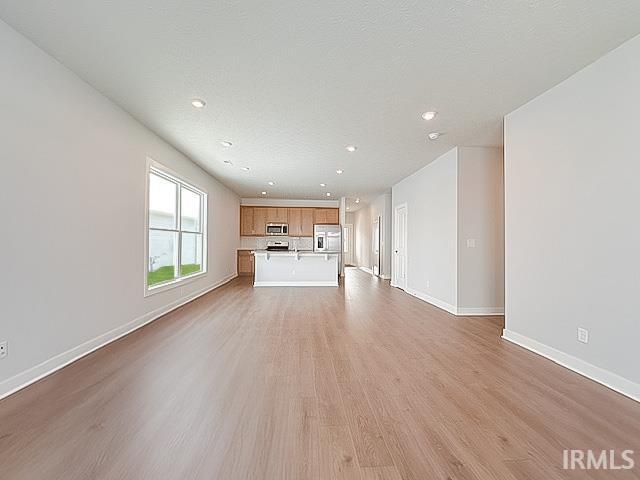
top-left (392, 147), bottom-right (504, 314)
top-left (351, 193), bottom-right (392, 278)
top-left (240, 198), bottom-right (339, 207)
top-left (369, 193), bottom-right (392, 278)
top-left (0, 20), bottom-right (239, 398)
top-left (504, 33), bottom-right (640, 394)
top-left (353, 205), bottom-right (372, 269)
top-left (392, 149), bottom-right (459, 309)
top-left (457, 147), bottom-right (504, 311)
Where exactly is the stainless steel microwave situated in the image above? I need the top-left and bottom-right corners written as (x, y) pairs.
top-left (266, 223), bottom-right (288, 236)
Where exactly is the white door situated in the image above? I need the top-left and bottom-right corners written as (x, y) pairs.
top-left (343, 224), bottom-right (354, 265)
top-left (393, 204), bottom-right (407, 289)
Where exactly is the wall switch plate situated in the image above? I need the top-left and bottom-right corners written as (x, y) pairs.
top-left (0, 341), bottom-right (7, 359)
top-left (577, 327), bottom-right (589, 344)
top-left (466, 239), bottom-right (476, 248)
top-left (426, 280), bottom-right (430, 289)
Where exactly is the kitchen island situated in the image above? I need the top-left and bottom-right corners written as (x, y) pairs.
top-left (253, 250), bottom-right (339, 287)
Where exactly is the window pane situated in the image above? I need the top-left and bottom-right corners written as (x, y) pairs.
top-left (149, 173), bottom-right (177, 229)
top-left (181, 187), bottom-right (201, 232)
top-left (148, 230), bottom-right (178, 286)
top-left (181, 232), bottom-right (203, 276)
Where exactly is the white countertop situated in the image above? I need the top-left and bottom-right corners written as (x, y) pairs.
top-left (252, 249), bottom-right (339, 256)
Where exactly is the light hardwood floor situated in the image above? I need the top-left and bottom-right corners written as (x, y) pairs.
top-left (1, 268), bottom-right (638, 479)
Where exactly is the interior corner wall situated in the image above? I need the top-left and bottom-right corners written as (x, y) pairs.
top-left (0, 19), bottom-right (240, 399)
top-left (504, 33), bottom-right (640, 395)
top-left (457, 147), bottom-right (505, 313)
top-left (368, 193), bottom-right (392, 278)
top-left (353, 204), bottom-right (372, 269)
top-left (392, 148), bottom-right (459, 310)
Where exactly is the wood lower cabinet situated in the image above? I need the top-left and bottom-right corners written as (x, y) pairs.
top-left (241, 206), bottom-right (338, 236)
top-left (237, 250), bottom-right (254, 276)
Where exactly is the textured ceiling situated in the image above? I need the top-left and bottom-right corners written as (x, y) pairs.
top-left (1, 1), bottom-right (640, 199)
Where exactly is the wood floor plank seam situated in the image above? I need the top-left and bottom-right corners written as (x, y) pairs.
top-left (1, 268), bottom-right (639, 480)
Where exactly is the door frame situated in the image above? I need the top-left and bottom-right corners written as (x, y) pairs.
top-left (392, 203), bottom-right (408, 290)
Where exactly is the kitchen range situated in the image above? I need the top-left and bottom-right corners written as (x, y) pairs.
top-left (253, 224), bottom-right (341, 287)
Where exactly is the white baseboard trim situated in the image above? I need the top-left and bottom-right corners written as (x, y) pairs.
top-left (404, 287), bottom-right (458, 315)
top-left (401, 287), bottom-right (504, 317)
top-left (253, 281), bottom-right (338, 287)
top-left (358, 266), bottom-right (373, 275)
top-left (0, 273), bottom-right (238, 401)
top-left (380, 274), bottom-right (391, 280)
top-left (457, 307), bottom-right (505, 316)
top-left (502, 329), bottom-right (639, 402)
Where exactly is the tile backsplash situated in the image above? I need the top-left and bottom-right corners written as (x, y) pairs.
top-left (240, 236), bottom-right (314, 251)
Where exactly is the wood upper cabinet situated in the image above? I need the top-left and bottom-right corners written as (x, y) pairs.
top-left (253, 207), bottom-right (267, 236)
top-left (241, 205), bottom-right (337, 236)
top-left (288, 208), bottom-right (314, 237)
top-left (266, 207), bottom-right (288, 224)
top-left (326, 208), bottom-right (339, 224)
top-left (288, 208), bottom-right (302, 236)
top-left (314, 208), bottom-right (339, 225)
top-left (300, 208), bottom-right (314, 236)
top-left (240, 206), bottom-right (254, 236)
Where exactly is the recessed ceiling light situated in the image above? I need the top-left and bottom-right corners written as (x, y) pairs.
top-left (336, 169), bottom-right (343, 175)
top-left (346, 207), bottom-right (350, 210)
top-left (241, 167), bottom-right (250, 171)
top-left (355, 198), bottom-right (360, 203)
top-left (320, 183), bottom-right (326, 187)
top-left (191, 98), bottom-right (206, 108)
top-left (220, 141), bottom-right (233, 148)
top-left (346, 145), bottom-right (357, 153)
top-left (261, 191), bottom-right (267, 195)
top-left (428, 132), bottom-right (441, 140)
top-left (326, 192), bottom-right (331, 197)
top-left (421, 111), bottom-right (437, 121)
top-left (268, 181), bottom-right (275, 186)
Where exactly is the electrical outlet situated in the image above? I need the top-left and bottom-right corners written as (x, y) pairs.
top-left (577, 327), bottom-right (589, 344)
top-left (0, 341), bottom-right (7, 359)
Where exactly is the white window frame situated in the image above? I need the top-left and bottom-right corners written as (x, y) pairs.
top-left (144, 158), bottom-right (208, 296)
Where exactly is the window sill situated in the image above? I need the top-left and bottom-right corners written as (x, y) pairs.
top-left (144, 270), bottom-right (207, 297)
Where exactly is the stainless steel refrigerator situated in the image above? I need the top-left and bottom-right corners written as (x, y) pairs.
top-left (314, 224), bottom-right (342, 252)
top-left (314, 224), bottom-right (342, 277)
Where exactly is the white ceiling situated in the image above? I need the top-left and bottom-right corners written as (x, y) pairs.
top-left (1, 1), bottom-right (639, 200)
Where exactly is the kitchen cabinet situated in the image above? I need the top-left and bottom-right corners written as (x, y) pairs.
top-left (326, 208), bottom-right (339, 224)
top-left (237, 250), bottom-right (254, 276)
top-left (253, 207), bottom-right (267, 236)
top-left (288, 208), bottom-right (315, 236)
top-left (240, 206), bottom-right (267, 236)
top-left (300, 208), bottom-right (315, 236)
top-left (241, 205), bottom-right (337, 236)
top-left (288, 208), bottom-right (302, 236)
top-left (266, 207), bottom-right (288, 223)
top-left (240, 207), bottom-right (254, 236)
top-left (314, 208), bottom-right (339, 225)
